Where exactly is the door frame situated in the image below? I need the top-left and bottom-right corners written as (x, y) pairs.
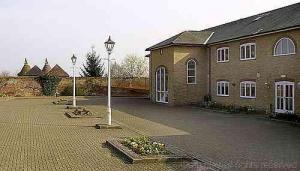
top-left (155, 66), bottom-right (168, 103)
top-left (275, 81), bottom-right (295, 113)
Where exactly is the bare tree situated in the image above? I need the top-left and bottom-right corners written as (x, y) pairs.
top-left (110, 61), bottom-right (124, 78)
top-left (118, 54), bottom-right (148, 87)
top-left (121, 54), bottom-right (148, 79)
top-left (0, 71), bottom-right (11, 77)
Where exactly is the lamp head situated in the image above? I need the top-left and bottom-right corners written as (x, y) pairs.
top-left (71, 54), bottom-right (77, 65)
top-left (104, 36), bottom-right (115, 55)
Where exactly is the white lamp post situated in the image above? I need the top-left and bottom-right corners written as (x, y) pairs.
top-left (71, 54), bottom-right (77, 107)
top-left (104, 36), bottom-right (115, 126)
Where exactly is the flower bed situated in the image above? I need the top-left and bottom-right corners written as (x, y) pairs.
top-left (121, 137), bottom-right (171, 156)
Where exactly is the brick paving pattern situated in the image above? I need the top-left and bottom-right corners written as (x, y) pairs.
top-left (80, 97), bottom-right (300, 171)
top-left (0, 98), bottom-right (204, 171)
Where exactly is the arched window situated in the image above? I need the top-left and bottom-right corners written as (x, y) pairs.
top-left (274, 38), bottom-right (296, 56)
top-left (187, 59), bottom-right (196, 84)
top-left (156, 66), bottom-right (168, 103)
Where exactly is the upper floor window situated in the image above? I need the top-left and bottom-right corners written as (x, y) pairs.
top-left (187, 59), bottom-right (196, 84)
top-left (160, 49), bottom-right (163, 55)
top-left (274, 38), bottom-right (296, 56)
top-left (240, 81), bottom-right (256, 98)
top-left (240, 43), bottom-right (256, 60)
top-left (217, 81), bottom-right (229, 96)
top-left (217, 47), bottom-right (229, 62)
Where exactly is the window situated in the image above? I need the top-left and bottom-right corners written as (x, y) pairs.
top-left (274, 38), bottom-right (296, 56)
top-left (156, 67), bottom-right (168, 103)
top-left (187, 59), bottom-right (196, 84)
top-left (217, 47), bottom-right (229, 62)
top-left (160, 49), bottom-right (163, 55)
top-left (240, 81), bottom-right (256, 98)
top-left (240, 43), bottom-right (256, 60)
top-left (217, 81), bottom-right (229, 96)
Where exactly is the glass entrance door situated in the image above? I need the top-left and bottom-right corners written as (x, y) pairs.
top-left (275, 81), bottom-right (294, 113)
top-left (156, 67), bottom-right (168, 103)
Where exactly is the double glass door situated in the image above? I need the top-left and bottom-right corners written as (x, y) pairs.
top-left (275, 81), bottom-right (294, 113)
top-left (156, 67), bottom-right (168, 103)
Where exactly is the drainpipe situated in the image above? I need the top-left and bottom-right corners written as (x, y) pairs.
top-left (208, 47), bottom-right (212, 95)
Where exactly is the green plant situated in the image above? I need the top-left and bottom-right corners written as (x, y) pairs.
top-left (37, 76), bottom-right (61, 96)
top-left (81, 47), bottom-right (105, 77)
top-left (0, 93), bottom-right (7, 97)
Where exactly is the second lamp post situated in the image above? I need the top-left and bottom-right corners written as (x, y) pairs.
top-left (71, 54), bottom-right (77, 107)
top-left (104, 36), bottom-right (115, 126)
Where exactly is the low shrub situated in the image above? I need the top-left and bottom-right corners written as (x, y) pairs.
top-left (0, 93), bottom-right (7, 97)
top-left (37, 76), bottom-right (62, 96)
top-left (203, 102), bottom-right (261, 114)
top-left (122, 137), bottom-right (171, 156)
top-left (270, 113), bottom-right (300, 122)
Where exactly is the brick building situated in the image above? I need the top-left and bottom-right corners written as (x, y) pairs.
top-left (146, 3), bottom-right (300, 114)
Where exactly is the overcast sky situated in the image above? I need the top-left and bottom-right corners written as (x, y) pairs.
top-left (0, 0), bottom-right (299, 75)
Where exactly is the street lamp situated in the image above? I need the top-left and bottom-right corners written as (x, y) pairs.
top-left (71, 54), bottom-right (77, 107)
top-left (104, 36), bottom-right (115, 126)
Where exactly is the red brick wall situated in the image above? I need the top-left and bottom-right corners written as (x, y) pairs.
top-left (0, 77), bottom-right (149, 97)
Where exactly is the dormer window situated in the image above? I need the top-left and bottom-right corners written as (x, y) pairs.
top-left (274, 37), bottom-right (296, 56)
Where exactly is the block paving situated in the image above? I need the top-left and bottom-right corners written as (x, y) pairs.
top-left (0, 98), bottom-right (207, 171)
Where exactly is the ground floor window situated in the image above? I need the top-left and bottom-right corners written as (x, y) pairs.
top-left (156, 66), bottom-right (168, 103)
top-left (217, 81), bottom-right (229, 96)
top-left (240, 81), bottom-right (256, 98)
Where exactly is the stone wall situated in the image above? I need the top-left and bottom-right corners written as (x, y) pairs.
top-left (0, 77), bottom-right (149, 97)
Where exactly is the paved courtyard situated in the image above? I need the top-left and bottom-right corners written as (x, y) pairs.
top-left (1, 97), bottom-right (300, 170)
top-left (78, 97), bottom-right (300, 170)
top-left (0, 98), bottom-right (207, 171)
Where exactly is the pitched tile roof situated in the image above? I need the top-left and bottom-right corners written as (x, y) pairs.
top-left (205, 2), bottom-right (300, 44)
top-left (146, 2), bottom-right (300, 50)
top-left (25, 65), bottom-right (43, 76)
top-left (146, 31), bottom-right (213, 51)
top-left (47, 64), bottom-right (69, 77)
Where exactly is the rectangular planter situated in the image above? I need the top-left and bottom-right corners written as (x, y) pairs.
top-left (64, 112), bottom-right (101, 118)
top-left (106, 139), bottom-right (192, 164)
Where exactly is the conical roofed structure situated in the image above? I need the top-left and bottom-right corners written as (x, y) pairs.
top-left (18, 58), bottom-right (31, 76)
top-left (42, 58), bottom-right (51, 75)
top-left (47, 64), bottom-right (69, 77)
top-left (25, 65), bottom-right (43, 76)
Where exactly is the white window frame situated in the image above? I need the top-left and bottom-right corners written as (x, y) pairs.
top-left (186, 59), bottom-right (196, 84)
top-left (217, 47), bottom-right (229, 62)
top-left (240, 43), bottom-right (256, 60)
top-left (240, 81), bottom-right (256, 99)
top-left (273, 37), bottom-right (296, 56)
top-left (275, 81), bottom-right (294, 113)
top-left (217, 81), bottom-right (229, 96)
top-left (156, 67), bottom-right (168, 103)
